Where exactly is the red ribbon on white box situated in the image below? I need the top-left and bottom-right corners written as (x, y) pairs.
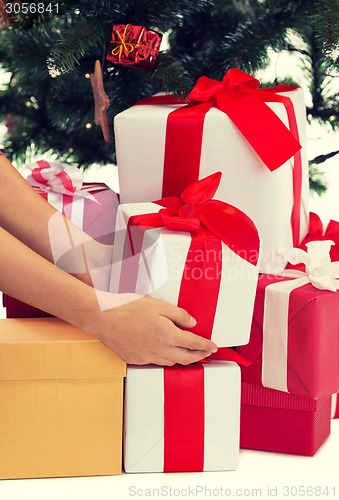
top-left (164, 363), bottom-right (205, 472)
top-left (164, 346), bottom-right (249, 472)
top-left (124, 360), bottom-right (240, 473)
top-left (262, 240), bottom-right (339, 393)
top-left (26, 160), bottom-right (97, 229)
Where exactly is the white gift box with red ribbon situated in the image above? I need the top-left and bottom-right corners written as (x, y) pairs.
top-left (26, 160), bottom-right (119, 245)
top-left (115, 71), bottom-right (309, 274)
top-left (110, 172), bottom-right (261, 347)
top-left (124, 360), bottom-right (240, 473)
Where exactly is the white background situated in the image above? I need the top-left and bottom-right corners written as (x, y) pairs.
top-left (0, 438), bottom-right (338, 500)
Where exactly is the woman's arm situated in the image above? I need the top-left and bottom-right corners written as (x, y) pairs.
top-left (0, 154), bottom-right (56, 261)
top-left (0, 226), bottom-right (217, 364)
top-left (0, 155), bottom-right (218, 364)
top-left (0, 153), bottom-right (106, 286)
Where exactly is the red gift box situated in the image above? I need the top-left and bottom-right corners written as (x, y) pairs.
top-left (2, 295), bottom-right (52, 318)
top-left (241, 382), bottom-right (331, 456)
top-left (237, 271), bottom-right (339, 398)
top-left (3, 160), bottom-right (119, 319)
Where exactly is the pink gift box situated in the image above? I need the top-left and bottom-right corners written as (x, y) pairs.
top-left (35, 182), bottom-right (118, 245)
top-left (26, 159), bottom-right (119, 245)
top-left (240, 382), bottom-right (331, 456)
top-left (237, 273), bottom-right (339, 398)
top-left (3, 161), bottom-right (119, 318)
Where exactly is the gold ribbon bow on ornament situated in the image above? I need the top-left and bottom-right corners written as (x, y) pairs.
top-left (110, 24), bottom-right (138, 63)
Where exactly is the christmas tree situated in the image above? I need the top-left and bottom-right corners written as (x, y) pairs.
top-left (0, 0), bottom-right (338, 193)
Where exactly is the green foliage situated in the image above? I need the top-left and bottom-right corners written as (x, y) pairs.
top-left (311, 0), bottom-right (339, 51)
top-left (0, 0), bottom-right (213, 167)
top-left (0, 0), bottom-right (338, 195)
top-left (47, 16), bottom-right (105, 75)
top-left (151, 53), bottom-right (193, 97)
top-left (308, 162), bottom-right (328, 196)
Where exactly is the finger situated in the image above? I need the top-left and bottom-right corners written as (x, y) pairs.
top-left (149, 359), bottom-right (177, 367)
top-left (174, 328), bottom-right (218, 353)
top-left (167, 347), bottom-right (213, 366)
top-left (151, 299), bottom-right (197, 329)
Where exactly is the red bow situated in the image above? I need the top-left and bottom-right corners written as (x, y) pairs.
top-left (130, 171), bottom-right (260, 266)
top-left (139, 68), bottom-right (301, 175)
top-left (187, 69), bottom-right (301, 172)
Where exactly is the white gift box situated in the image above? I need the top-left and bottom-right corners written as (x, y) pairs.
top-left (110, 201), bottom-right (260, 347)
top-left (114, 87), bottom-right (309, 273)
top-left (123, 360), bottom-right (240, 473)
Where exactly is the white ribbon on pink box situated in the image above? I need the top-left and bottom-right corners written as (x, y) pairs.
top-left (262, 240), bottom-right (339, 393)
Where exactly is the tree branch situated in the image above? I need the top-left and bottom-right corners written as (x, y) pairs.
top-left (310, 150), bottom-right (339, 165)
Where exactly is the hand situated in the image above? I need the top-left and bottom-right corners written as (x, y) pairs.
top-left (83, 293), bottom-right (218, 365)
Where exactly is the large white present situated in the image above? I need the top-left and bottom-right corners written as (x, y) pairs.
top-left (114, 69), bottom-right (309, 273)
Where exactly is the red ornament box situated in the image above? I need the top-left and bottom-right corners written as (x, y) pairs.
top-left (107, 24), bottom-right (162, 68)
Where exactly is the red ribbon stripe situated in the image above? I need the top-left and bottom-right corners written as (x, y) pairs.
top-left (164, 364), bottom-right (205, 472)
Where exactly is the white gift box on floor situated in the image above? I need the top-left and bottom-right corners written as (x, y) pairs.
top-left (124, 360), bottom-right (240, 473)
top-left (110, 194), bottom-right (260, 347)
top-left (114, 79), bottom-right (309, 274)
